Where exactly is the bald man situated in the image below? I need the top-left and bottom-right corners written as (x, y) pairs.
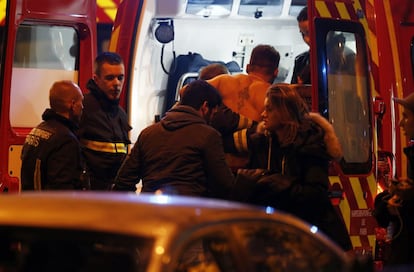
top-left (21, 80), bottom-right (89, 190)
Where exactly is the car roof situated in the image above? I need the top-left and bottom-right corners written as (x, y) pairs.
top-left (0, 192), bottom-right (336, 245)
top-left (0, 192), bottom-right (277, 235)
top-left (0, 192), bottom-right (354, 271)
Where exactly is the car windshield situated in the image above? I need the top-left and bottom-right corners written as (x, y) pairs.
top-left (0, 226), bottom-right (154, 272)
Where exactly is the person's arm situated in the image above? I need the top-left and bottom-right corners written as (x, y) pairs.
top-left (221, 124), bottom-right (262, 154)
top-left (210, 103), bottom-right (256, 135)
top-left (291, 55), bottom-right (301, 84)
top-left (203, 131), bottom-right (235, 199)
top-left (256, 152), bottom-right (330, 206)
top-left (210, 103), bottom-right (258, 154)
top-left (46, 138), bottom-right (83, 190)
top-left (291, 51), bottom-right (311, 84)
top-left (372, 191), bottom-right (394, 227)
top-left (112, 141), bottom-right (142, 191)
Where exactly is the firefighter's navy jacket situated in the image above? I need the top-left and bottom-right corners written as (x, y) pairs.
top-left (20, 109), bottom-right (86, 190)
top-left (78, 79), bottom-right (131, 190)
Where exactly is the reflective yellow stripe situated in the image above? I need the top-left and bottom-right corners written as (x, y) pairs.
top-left (97, 0), bottom-right (118, 21)
top-left (329, 176), bottom-right (351, 230)
top-left (335, 2), bottom-right (350, 20)
top-left (81, 139), bottom-right (127, 154)
top-left (233, 129), bottom-right (248, 153)
top-left (316, 1), bottom-right (331, 17)
top-left (237, 115), bottom-right (253, 130)
top-left (109, 25), bottom-right (120, 52)
top-left (0, 1), bottom-right (5, 22)
top-left (34, 159), bottom-right (42, 191)
top-left (350, 236), bottom-right (362, 247)
top-left (350, 177), bottom-right (368, 209)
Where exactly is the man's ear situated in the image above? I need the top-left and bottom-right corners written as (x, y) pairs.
top-left (200, 101), bottom-right (209, 115)
top-left (246, 64), bottom-right (251, 74)
top-left (69, 99), bottom-right (76, 111)
top-left (273, 68), bottom-right (279, 78)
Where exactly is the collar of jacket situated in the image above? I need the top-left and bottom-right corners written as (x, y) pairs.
top-left (42, 108), bottom-right (79, 132)
top-left (266, 112), bottom-right (342, 161)
top-left (161, 105), bottom-right (206, 130)
top-left (86, 79), bottom-right (120, 114)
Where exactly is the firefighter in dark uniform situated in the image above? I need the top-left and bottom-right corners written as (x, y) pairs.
top-left (21, 80), bottom-right (89, 190)
top-left (79, 52), bottom-right (132, 190)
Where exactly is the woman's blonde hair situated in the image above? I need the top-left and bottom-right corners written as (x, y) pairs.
top-left (266, 83), bottom-right (309, 145)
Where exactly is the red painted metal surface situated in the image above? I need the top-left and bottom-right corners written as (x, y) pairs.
top-left (0, 0), bottom-right (97, 192)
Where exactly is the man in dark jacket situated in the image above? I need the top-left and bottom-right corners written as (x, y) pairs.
top-left (21, 80), bottom-right (88, 190)
top-left (78, 52), bottom-right (132, 190)
top-left (112, 80), bottom-right (235, 199)
top-left (291, 6), bottom-right (311, 84)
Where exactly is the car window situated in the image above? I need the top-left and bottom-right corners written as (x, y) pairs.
top-left (233, 221), bottom-right (347, 271)
top-left (0, 227), bottom-right (154, 272)
top-left (175, 233), bottom-right (238, 272)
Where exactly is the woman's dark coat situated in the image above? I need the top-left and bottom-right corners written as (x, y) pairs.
top-left (239, 113), bottom-right (352, 251)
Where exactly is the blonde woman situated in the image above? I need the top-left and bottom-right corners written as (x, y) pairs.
top-left (245, 83), bottom-right (352, 252)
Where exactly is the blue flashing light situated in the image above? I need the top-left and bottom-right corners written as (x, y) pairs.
top-left (265, 206), bottom-right (275, 214)
top-left (310, 225), bottom-right (318, 234)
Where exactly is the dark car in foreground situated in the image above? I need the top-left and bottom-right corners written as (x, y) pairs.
top-left (0, 192), bottom-right (358, 271)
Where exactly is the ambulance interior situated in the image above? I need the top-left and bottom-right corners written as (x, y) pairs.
top-left (5, 0), bottom-right (363, 154)
top-left (127, 0), bottom-right (315, 141)
top-left (126, 0), bottom-right (367, 171)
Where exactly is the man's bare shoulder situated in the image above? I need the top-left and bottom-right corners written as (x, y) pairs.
top-left (208, 73), bottom-right (247, 85)
top-left (248, 77), bottom-right (270, 90)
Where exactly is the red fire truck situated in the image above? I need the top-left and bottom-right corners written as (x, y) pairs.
top-left (0, 0), bottom-right (96, 192)
top-left (0, 0), bottom-right (119, 192)
top-left (0, 0), bottom-right (413, 264)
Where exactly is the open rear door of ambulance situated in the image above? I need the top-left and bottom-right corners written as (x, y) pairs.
top-left (308, 0), bottom-right (378, 254)
top-left (0, 0), bottom-right (97, 192)
top-left (109, 0), bottom-right (166, 143)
